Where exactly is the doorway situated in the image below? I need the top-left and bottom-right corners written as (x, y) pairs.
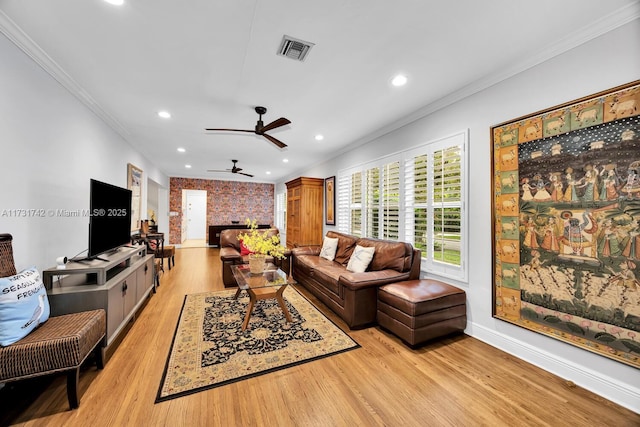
top-left (182, 190), bottom-right (207, 247)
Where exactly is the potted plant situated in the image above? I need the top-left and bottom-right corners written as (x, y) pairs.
top-left (237, 219), bottom-right (286, 274)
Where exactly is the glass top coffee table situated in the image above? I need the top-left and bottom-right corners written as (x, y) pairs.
top-left (230, 263), bottom-right (296, 330)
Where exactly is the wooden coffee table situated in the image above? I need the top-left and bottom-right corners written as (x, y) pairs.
top-left (230, 264), bottom-right (295, 330)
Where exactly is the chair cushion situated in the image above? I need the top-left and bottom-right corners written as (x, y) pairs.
top-left (0, 309), bottom-right (106, 380)
top-left (159, 246), bottom-right (175, 257)
top-left (0, 267), bottom-right (51, 346)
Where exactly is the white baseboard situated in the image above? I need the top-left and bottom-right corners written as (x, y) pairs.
top-left (465, 321), bottom-right (640, 414)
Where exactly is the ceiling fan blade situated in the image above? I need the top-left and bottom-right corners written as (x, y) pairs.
top-left (205, 128), bottom-right (255, 133)
top-left (207, 169), bottom-right (231, 172)
top-left (263, 133), bottom-right (287, 148)
top-left (260, 117), bottom-right (291, 133)
top-left (238, 172), bottom-right (254, 177)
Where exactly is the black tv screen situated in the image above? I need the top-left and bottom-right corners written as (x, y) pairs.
top-left (88, 179), bottom-right (132, 258)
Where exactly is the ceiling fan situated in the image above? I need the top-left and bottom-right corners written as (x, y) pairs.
top-left (205, 106), bottom-right (291, 148)
top-left (207, 159), bottom-right (254, 177)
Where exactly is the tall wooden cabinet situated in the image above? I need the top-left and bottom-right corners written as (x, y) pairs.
top-left (285, 177), bottom-right (324, 248)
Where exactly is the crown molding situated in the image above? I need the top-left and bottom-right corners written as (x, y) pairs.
top-left (342, 5), bottom-right (640, 154)
top-left (0, 9), bottom-right (131, 139)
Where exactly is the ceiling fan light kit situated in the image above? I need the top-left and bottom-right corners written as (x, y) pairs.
top-left (205, 106), bottom-right (291, 148)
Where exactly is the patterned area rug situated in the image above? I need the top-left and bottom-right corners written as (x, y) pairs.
top-left (156, 287), bottom-right (359, 402)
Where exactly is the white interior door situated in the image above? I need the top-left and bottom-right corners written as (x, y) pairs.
top-left (185, 190), bottom-right (207, 240)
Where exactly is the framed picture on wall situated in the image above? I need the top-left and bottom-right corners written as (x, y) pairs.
top-left (127, 163), bottom-right (143, 231)
top-left (491, 80), bottom-right (640, 368)
top-left (325, 176), bottom-right (335, 225)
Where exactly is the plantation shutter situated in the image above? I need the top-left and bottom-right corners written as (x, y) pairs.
top-left (382, 161), bottom-right (400, 239)
top-left (350, 172), bottom-right (362, 236)
top-left (337, 173), bottom-right (350, 233)
top-left (405, 154), bottom-right (428, 257)
top-left (432, 145), bottom-right (462, 267)
top-left (365, 167), bottom-right (379, 237)
top-left (336, 129), bottom-right (467, 282)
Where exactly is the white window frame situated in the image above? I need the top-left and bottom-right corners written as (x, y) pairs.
top-left (336, 130), bottom-right (468, 282)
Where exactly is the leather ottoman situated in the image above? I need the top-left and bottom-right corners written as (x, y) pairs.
top-left (377, 279), bottom-right (466, 347)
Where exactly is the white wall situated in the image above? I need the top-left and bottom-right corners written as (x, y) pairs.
top-left (0, 32), bottom-right (169, 272)
top-left (278, 21), bottom-right (640, 411)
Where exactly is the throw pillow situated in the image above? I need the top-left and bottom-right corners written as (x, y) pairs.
top-left (240, 240), bottom-right (253, 256)
top-left (346, 245), bottom-right (375, 273)
top-left (319, 237), bottom-right (339, 261)
top-left (0, 266), bottom-right (51, 346)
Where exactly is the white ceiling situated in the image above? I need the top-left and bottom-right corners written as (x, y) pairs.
top-left (1, 0), bottom-right (638, 183)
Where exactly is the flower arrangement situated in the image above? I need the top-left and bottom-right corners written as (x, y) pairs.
top-left (237, 219), bottom-right (286, 259)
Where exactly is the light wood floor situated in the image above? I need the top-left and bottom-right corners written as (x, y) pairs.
top-left (1, 248), bottom-right (638, 426)
top-left (180, 239), bottom-right (207, 248)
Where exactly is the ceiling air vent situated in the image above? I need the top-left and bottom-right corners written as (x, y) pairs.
top-left (277, 35), bottom-right (314, 62)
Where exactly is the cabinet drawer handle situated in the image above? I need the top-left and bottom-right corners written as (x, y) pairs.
top-left (122, 281), bottom-right (128, 292)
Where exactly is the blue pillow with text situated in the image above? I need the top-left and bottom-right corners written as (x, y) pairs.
top-left (0, 266), bottom-right (50, 346)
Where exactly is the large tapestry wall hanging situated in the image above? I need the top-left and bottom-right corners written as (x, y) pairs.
top-left (491, 80), bottom-right (640, 368)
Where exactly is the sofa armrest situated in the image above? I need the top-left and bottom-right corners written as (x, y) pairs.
top-left (220, 247), bottom-right (242, 262)
top-left (291, 246), bottom-right (321, 257)
top-left (338, 269), bottom-right (411, 291)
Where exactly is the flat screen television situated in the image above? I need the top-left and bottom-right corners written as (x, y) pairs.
top-left (88, 179), bottom-right (132, 259)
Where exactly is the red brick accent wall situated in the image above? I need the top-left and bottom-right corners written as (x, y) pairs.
top-left (169, 177), bottom-right (274, 244)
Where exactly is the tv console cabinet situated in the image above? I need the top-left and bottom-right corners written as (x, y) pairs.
top-left (43, 245), bottom-right (155, 349)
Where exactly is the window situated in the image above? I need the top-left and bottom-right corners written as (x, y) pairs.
top-left (337, 130), bottom-right (468, 281)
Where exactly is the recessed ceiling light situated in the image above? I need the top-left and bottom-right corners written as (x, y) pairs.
top-left (266, 171), bottom-right (271, 175)
top-left (177, 147), bottom-right (186, 153)
top-left (158, 111), bottom-right (171, 119)
top-left (104, 0), bottom-right (124, 5)
top-left (185, 164), bottom-right (192, 169)
top-left (391, 74), bottom-right (408, 87)
top-left (282, 158), bottom-right (289, 163)
top-left (315, 134), bottom-right (324, 141)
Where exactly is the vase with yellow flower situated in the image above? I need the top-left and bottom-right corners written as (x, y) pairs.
top-left (238, 219), bottom-right (286, 274)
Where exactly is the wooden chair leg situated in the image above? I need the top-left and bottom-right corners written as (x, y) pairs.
top-left (67, 368), bottom-right (80, 409)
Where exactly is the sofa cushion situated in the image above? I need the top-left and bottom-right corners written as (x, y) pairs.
top-left (347, 245), bottom-right (375, 273)
top-left (358, 238), bottom-right (412, 273)
top-left (310, 263), bottom-right (344, 296)
top-left (326, 231), bottom-right (358, 265)
top-left (319, 237), bottom-right (339, 261)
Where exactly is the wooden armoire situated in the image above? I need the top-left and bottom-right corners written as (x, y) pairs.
top-left (285, 177), bottom-right (324, 248)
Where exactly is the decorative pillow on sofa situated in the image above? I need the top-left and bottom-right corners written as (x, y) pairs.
top-left (0, 266), bottom-right (51, 346)
top-left (319, 237), bottom-right (339, 261)
top-left (240, 240), bottom-right (253, 256)
top-left (346, 245), bottom-right (375, 273)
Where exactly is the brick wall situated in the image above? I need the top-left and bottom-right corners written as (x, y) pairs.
top-left (169, 177), bottom-right (274, 244)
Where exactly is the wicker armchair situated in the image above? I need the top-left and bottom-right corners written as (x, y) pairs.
top-left (0, 233), bottom-right (106, 409)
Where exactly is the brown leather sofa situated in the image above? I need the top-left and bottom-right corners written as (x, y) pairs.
top-left (219, 228), bottom-right (284, 287)
top-left (291, 231), bottom-right (421, 329)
